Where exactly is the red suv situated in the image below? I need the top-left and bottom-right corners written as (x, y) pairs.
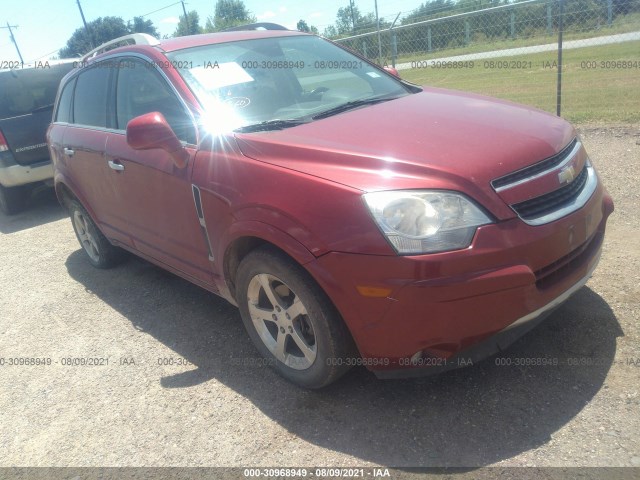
top-left (47, 26), bottom-right (613, 388)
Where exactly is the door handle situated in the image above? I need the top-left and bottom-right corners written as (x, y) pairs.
top-left (108, 160), bottom-right (125, 171)
top-left (64, 147), bottom-right (74, 157)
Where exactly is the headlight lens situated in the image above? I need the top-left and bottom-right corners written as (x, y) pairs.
top-left (363, 191), bottom-right (492, 254)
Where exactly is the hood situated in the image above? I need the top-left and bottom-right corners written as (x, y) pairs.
top-left (234, 87), bottom-right (575, 217)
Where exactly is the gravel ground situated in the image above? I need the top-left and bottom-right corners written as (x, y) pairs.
top-left (0, 126), bottom-right (638, 474)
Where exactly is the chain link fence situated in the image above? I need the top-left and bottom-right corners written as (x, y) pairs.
top-left (333, 0), bottom-right (640, 123)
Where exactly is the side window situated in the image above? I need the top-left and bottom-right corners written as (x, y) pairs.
top-left (116, 59), bottom-right (196, 145)
top-left (73, 66), bottom-right (110, 128)
top-left (55, 78), bottom-right (75, 123)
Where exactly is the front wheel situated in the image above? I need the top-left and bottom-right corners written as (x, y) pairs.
top-left (236, 246), bottom-right (355, 389)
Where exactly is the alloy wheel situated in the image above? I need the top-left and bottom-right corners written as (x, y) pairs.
top-left (246, 273), bottom-right (317, 370)
top-left (73, 210), bottom-right (101, 263)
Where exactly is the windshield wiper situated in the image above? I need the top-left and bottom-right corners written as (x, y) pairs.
top-left (235, 119), bottom-right (308, 133)
top-left (311, 95), bottom-right (402, 120)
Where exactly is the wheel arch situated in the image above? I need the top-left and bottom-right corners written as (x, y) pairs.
top-left (53, 174), bottom-right (98, 223)
top-left (222, 225), bottom-right (316, 302)
top-left (222, 228), bottom-right (360, 354)
top-left (55, 180), bottom-right (76, 209)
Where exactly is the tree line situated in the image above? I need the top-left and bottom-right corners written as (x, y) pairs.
top-left (59, 0), bottom-right (640, 58)
top-left (59, 0), bottom-right (259, 57)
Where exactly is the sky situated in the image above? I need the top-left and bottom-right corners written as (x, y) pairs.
top-left (0, 0), bottom-right (427, 63)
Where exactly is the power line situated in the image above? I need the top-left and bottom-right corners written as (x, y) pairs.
top-left (1, 1), bottom-right (185, 64)
top-left (30, 48), bottom-right (62, 62)
top-left (140, 1), bottom-right (182, 18)
top-left (34, 1), bottom-right (184, 62)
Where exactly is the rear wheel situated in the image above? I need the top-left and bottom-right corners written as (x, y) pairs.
top-left (236, 246), bottom-right (355, 389)
top-left (0, 184), bottom-right (29, 215)
top-left (68, 200), bottom-right (124, 269)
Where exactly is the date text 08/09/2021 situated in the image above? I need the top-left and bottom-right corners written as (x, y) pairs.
top-left (243, 468), bottom-right (392, 478)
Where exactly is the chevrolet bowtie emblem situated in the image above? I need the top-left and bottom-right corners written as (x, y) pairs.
top-left (558, 165), bottom-right (576, 185)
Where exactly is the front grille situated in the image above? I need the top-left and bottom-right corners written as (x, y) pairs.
top-left (492, 139), bottom-right (578, 190)
top-left (511, 164), bottom-right (589, 220)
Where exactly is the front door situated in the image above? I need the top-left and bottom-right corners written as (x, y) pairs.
top-left (105, 58), bottom-right (213, 286)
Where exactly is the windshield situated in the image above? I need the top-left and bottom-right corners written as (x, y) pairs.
top-left (167, 35), bottom-right (409, 132)
top-left (0, 63), bottom-right (74, 120)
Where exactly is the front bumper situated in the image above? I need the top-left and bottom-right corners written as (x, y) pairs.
top-left (0, 161), bottom-right (53, 187)
top-left (375, 246), bottom-right (601, 378)
top-left (306, 180), bottom-right (614, 376)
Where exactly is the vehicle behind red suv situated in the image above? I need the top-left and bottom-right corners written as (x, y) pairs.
top-left (1, 60), bottom-right (75, 214)
top-left (48, 27), bottom-right (613, 388)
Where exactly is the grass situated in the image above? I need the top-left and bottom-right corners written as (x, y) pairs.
top-left (400, 40), bottom-right (640, 123)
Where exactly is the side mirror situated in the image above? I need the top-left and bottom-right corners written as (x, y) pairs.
top-left (126, 112), bottom-right (189, 168)
top-left (384, 66), bottom-right (400, 78)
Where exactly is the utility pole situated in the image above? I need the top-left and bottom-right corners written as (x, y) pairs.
top-left (76, 0), bottom-right (94, 49)
top-left (556, 0), bottom-right (564, 117)
top-left (181, 1), bottom-right (190, 33)
top-left (349, 0), bottom-right (356, 33)
top-left (374, 0), bottom-right (382, 65)
top-left (2, 23), bottom-right (24, 66)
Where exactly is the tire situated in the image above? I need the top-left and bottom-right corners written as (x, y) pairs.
top-left (0, 184), bottom-right (29, 215)
top-left (236, 246), bottom-right (356, 389)
top-left (68, 200), bottom-right (124, 269)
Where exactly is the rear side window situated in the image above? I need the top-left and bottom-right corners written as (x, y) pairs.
top-left (55, 78), bottom-right (76, 123)
top-left (73, 66), bottom-right (110, 128)
top-left (116, 59), bottom-right (196, 144)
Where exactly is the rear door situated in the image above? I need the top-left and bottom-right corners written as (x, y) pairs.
top-left (47, 75), bottom-right (75, 175)
top-left (61, 61), bottom-right (127, 243)
top-left (0, 62), bottom-right (74, 166)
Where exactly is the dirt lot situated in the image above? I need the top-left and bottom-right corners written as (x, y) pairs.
top-left (0, 126), bottom-right (638, 473)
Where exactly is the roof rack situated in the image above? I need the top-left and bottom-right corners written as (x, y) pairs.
top-left (222, 22), bottom-right (288, 32)
top-left (81, 33), bottom-right (160, 62)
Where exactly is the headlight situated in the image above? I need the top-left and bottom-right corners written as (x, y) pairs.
top-left (363, 190), bottom-right (492, 254)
